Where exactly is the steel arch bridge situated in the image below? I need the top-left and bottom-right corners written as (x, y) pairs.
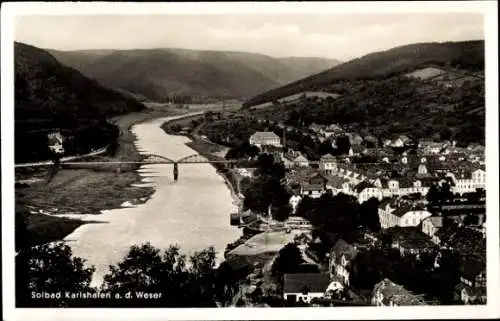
top-left (15, 153), bottom-right (238, 181)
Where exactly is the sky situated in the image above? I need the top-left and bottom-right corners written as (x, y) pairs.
top-left (14, 13), bottom-right (484, 61)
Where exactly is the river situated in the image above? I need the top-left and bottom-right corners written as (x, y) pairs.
top-left (63, 114), bottom-right (241, 286)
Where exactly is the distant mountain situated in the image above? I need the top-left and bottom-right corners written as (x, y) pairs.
top-left (244, 40), bottom-right (484, 107)
top-left (48, 48), bottom-right (341, 102)
top-left (15, 42), bottom-right (145, 162)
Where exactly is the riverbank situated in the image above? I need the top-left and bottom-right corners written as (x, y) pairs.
top-left (15, 105), bottom-right (190, 247)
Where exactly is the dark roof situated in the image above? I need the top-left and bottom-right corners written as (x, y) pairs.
top-left (391, 202), bottom-right (427, 217)
top-left (283, 273), bottom-right (330, 293)
top-left (354, 180), bottom-right (376, 193)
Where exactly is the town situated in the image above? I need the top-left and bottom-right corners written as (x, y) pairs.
top-left (190, 107), bottom-right (487, 307)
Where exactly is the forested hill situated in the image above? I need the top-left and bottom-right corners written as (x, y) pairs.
top-left (15, 42), bottom-right (145, 162)
top-left (48, 48), bottom-right (341, 102)
top-left (244, 40), bottom-right (484, 107)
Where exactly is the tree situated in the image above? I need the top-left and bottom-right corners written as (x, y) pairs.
top-left (308, 193), bottom-right (360, 241)
top-left (273, 204), bottom-right (292, 222)
top-left (272, 243), bottom-right (305, 278)
top-left (184, 247), bottom-right (218, 307)
top-left (254, 153), bottom-right (286, 180)
top-left (242, 175), bottom-right (290, 215)
top-left (295, 196), bottom-right (315, 218)
top-left (101, 243), bottom-right (226, 307)
top-left (16, 242), bottom-right (95, 307)
top-left (335, 135), bottom-right (351, 155)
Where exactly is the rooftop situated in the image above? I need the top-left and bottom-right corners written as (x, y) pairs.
top-left (283, 273), bottom-right (330, 294)
top-left (250, 131), bottom-right (280, 140)
top-left (373, 278), bottom-right (425, 306)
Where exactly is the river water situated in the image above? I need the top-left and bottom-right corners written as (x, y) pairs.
top-left (63, 114), bottom-right (240, 286)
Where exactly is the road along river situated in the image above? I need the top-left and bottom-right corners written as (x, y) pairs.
top-left (63, 114), bottom-right (241, 286)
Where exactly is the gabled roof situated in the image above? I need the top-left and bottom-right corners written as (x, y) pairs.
top-left (284, 273), bottom-right (330, 293)
top-left (320, 153), bottom-right (337, 162)
top-left (424, 216), bottom-right (443, 228)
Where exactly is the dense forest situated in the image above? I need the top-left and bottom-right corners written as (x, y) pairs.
top-left (15, 42), bottom-right (145, 162)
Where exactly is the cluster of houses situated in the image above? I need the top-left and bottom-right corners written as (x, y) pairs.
top-left (282, 219), bottom-right (486, 306)
top-left (245, 129), bottom-right (486, 307)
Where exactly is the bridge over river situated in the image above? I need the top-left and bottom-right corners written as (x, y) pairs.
top-left (17, 114), bottom-right (242, 286)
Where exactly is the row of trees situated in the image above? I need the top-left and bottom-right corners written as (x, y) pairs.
top-left (294, 193), bottom-right (381, 260)
top-left (16, 242), bottom-right (240, 307)
top-left (15, 120), bottom-right (120, 163)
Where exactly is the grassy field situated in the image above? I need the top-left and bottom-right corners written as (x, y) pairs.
top-left (16, 105), bottom-right (189, 246)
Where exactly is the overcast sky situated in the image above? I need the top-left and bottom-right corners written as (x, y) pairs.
top-left (15, 13), bottom-right (484, 61)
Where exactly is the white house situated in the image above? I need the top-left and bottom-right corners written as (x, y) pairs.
top-left (249, 131), bottom-right (281, 148)
top-left (300, 183), bottom-right (325, 198)
top-left (445, 168), bottom-right (484, 195)
top-left (283, 273), bottom-right (331, 304)
top-left (472, 168), bottom-right (486, 190)
top-left (379, 201), bottom-right (432, 229)
top-left (421, 216), bottom-right (443, 239)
